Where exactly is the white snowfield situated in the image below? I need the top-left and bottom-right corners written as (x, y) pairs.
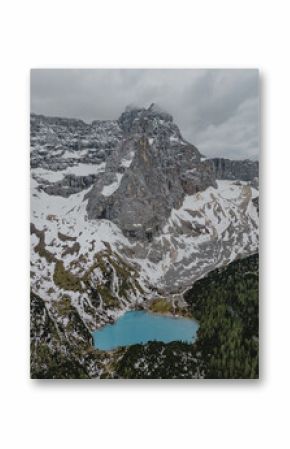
top-left (62, 149), bottom-right (89, 159)
top-left (31, 164), bottom-right (259, 327)
top-left (120, 151), bottom-right (135, 168)
top-left (135, 180), bottom-right (259, 289)
top-left (32, 162), bottom-right (106, 183)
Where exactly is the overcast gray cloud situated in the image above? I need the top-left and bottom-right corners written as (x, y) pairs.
top-left (31, 69), bottom-right (259, 160)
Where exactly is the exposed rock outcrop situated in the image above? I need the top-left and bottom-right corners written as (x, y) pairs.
top-left (86, 105), bottom-right (217, 239)
top-left (210, 157), bottom-right (258, 181)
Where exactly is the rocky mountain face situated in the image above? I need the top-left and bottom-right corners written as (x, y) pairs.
top-left (30, 105), bottom-right (259, 378)
top-left (30, 113), bottom-right (121, 196)
top-left (86, 104), bottom-right (217, 240)
top-left (210, 157), bottom-right (259, 183)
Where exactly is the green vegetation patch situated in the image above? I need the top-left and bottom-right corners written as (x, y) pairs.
top-left (149, 298), bottom-right (173, 314)
top-left (97, 285), bottom-right (119, 308)
top-left (184, 253), bottom-right (259, 379)
top-left (53, 260), bottom-right (83, 292)
top-left (30, 292), bottom-right (101, 379)
top-left (62, 242), bottom-right (80, 257)
top-left (31, 343), bottom-right (90, 379)
top-left (82, 250), bottom-right (143, 304)
top-left (114, 341), bottom-right (201, 379)
top-left (58, 231), bottom-right (77, 242)
top-left (31, 223), bottom-right (56, 263)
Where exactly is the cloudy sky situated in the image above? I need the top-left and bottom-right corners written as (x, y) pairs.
top-left (31, 69), bottom-right (259, 160)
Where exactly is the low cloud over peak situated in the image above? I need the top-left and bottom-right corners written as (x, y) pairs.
top-left (31, 69), bottom-right (259, 160)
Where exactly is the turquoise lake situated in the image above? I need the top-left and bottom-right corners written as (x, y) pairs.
top-left (92, 311), bottom-right (199, 351)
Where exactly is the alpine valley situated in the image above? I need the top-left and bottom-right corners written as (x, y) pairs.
top-left (30, 104), bottom-right (259, 379)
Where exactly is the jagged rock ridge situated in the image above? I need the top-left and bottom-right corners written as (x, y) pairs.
top-left (85, 105), bottom-right (217, 240)
top-left (211, 157), bottom-right (259, 182)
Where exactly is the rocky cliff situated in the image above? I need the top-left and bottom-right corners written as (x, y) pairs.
top-left (86, 104), bottom-right (217, 240)
top-left (210, 157), bottom-right (259, 182)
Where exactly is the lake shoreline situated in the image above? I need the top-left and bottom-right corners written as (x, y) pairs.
top-left (92, 310), bottom-right (199, 351)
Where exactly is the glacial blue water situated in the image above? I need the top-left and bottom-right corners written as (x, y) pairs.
top-left (92, 311), bottom-right (199, 351)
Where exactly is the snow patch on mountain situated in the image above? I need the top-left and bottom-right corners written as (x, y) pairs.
top-left (102, 174), bottom-right (124, 196)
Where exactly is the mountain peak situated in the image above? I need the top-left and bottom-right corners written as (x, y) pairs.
top-left (147, 102), bottom-right (169, 115)
top-left (118, 104), bottom-right (174, 136)
top-left (86, 106), bottom-right (216, 240)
